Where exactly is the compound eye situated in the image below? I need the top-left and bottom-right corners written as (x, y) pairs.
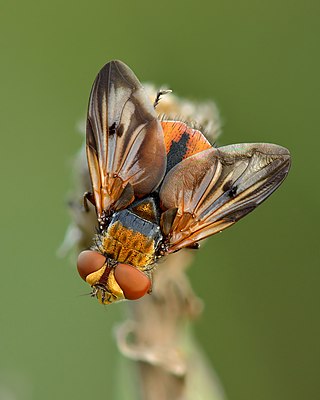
top-left (77, 250), bottom-right (106, 281)
top-left (114, 263), bottom-right (151, 300)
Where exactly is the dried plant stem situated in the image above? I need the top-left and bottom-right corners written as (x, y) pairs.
top-left (115, 251), bottom-right (226, 400)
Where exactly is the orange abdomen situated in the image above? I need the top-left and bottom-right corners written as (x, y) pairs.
top-left (101, 209), bottom-right (162, 269)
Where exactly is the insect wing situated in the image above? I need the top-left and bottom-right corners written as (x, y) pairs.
top-left (86, 60), bottom-right (167, 217)
top-left (159, 143), bottom-right (291, 253)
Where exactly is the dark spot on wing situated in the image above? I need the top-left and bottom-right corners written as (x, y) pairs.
top-left (228, 185), bottom-right (237, 198)
top-left (117, 124), bottom-right (124, 137)
top-left (109, 122), bottom-right (125, 137)
top-left (222, 180), bottom-right (238, 198)
top-left (109, 122), bottom-right (117, 135)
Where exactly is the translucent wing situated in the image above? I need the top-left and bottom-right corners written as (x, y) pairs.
top-left (159, 143), bottom-right (291, 253)
top-left (86, 60), bottom-right (166, 217)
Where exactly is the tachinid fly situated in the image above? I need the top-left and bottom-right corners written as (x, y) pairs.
top-left (76, 60), bottom-right (291, 305)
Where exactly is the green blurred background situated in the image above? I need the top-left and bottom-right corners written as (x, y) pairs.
top-left (0, 0), bottom-right (319, 399)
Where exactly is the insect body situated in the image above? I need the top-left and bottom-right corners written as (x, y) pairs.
top-left (77, 60), bottom-right (291, 305)
top-left (95, 197), bottom-right (162, 268)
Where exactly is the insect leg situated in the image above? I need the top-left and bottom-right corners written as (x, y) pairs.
top-left (153, 89), bottom-right (172, 108)
top-left (185, 242), bottom-right (200, 250)
top-left (83, 191), bottom-right (95, 212)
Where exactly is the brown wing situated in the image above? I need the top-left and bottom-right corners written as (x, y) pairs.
top-left (86, 60), bottom-right (166, 217)
top-left (159, 143), bottom-right (291, 253)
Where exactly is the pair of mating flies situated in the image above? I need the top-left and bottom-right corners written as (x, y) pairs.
top-left (76, 60), bottom-right (291, 305)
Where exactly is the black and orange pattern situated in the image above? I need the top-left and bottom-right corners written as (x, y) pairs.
top-left (77, 60), bottom-right (291, 305)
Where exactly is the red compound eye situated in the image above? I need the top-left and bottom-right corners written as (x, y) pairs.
top-left (114, 263), bottom-right (151, 300)
top-left (77, 250), bottom-right (106, 281)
